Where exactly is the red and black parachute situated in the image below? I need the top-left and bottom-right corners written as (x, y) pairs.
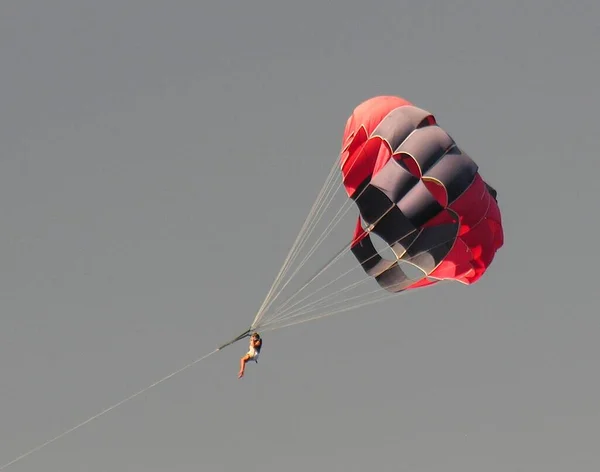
top-left (340, 96), bottom-right (503, 293)
top-left (249, 95), bottom-right (504, 333)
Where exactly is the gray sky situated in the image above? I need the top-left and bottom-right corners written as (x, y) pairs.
top-left (1, 1), bottom-right (599, 471)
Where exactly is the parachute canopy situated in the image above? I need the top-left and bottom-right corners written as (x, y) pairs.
top-left (251, 95), bottom-right (503, 333)
top-left (341, 96), bottom-right (503, 293)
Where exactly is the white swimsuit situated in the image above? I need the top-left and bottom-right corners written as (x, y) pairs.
top-left (247, 341), bottom-right (261, 362)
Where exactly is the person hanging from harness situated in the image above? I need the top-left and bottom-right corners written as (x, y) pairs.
top-left (238, 332), bottom-right (262, 378)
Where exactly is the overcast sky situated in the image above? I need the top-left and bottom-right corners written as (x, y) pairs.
top-left (1, 1), bottom-right (599, 471)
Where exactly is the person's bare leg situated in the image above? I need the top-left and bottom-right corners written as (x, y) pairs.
top-left (238, 355), bottom-right (250, 378)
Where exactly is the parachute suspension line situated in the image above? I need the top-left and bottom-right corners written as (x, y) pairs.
top-left (253, 157), bottom-right (392, 328)
top-left (275, 159), bottom-right (344, 277)
top-left (253, 194), bottom-right (357, 323)
top-left (259, 229), bottom-right (460, 332)
top-left (251, 158), bottom-right (342, 327)
top-left (265, 283), bottom-right (391, 330)
top-left (258, 199), bottom-right (418, 328)
top-left (267, 249), bottom-right (366, 322)
top-left (269, 213), bottom-right (396, 316)
top-left (264, 277), bottom-right (372, 328)
top-left (266, 218), bottom-right (405, 322)
top-left (252, 141), bottom-right (457, 332)
top-left (269, 230), bottom-right (451, 326)
top-left (252, 147), bottom-right (372, 329)
top-left (252, 166), bottom-right (342, 329)
top-left (260, 288), bottom-right (402, 334)
top-left (252, 160), bottom-right (337, 318)
top-left (256, 237), bottom-right (355, 326)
